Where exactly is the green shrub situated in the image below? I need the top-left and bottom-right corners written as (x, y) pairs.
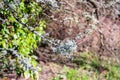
top-left (0, 0), bottom-right (46, 79)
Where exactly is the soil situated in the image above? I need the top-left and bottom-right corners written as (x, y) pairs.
top-left (36, 0), bottom-right (120, 79)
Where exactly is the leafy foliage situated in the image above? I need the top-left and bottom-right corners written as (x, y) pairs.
top-left (0, 0), bottom-right (46, 79)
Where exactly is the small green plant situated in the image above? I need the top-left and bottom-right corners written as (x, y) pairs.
top-left (71, 52), bottom-right (120, 80)
top-left (63, 67), bottom-right (90, 80)
top-left (53, 52), bottom-right (120, 80)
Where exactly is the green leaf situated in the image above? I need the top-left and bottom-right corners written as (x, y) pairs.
top-left (34, 71), bottom-right (39, 80)
top-left (31, 59), bottom-right (37, 67)
top-left (24, 70), bottom-right (30, 79)
top-left (21, 18), bottom-right (28, 24)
